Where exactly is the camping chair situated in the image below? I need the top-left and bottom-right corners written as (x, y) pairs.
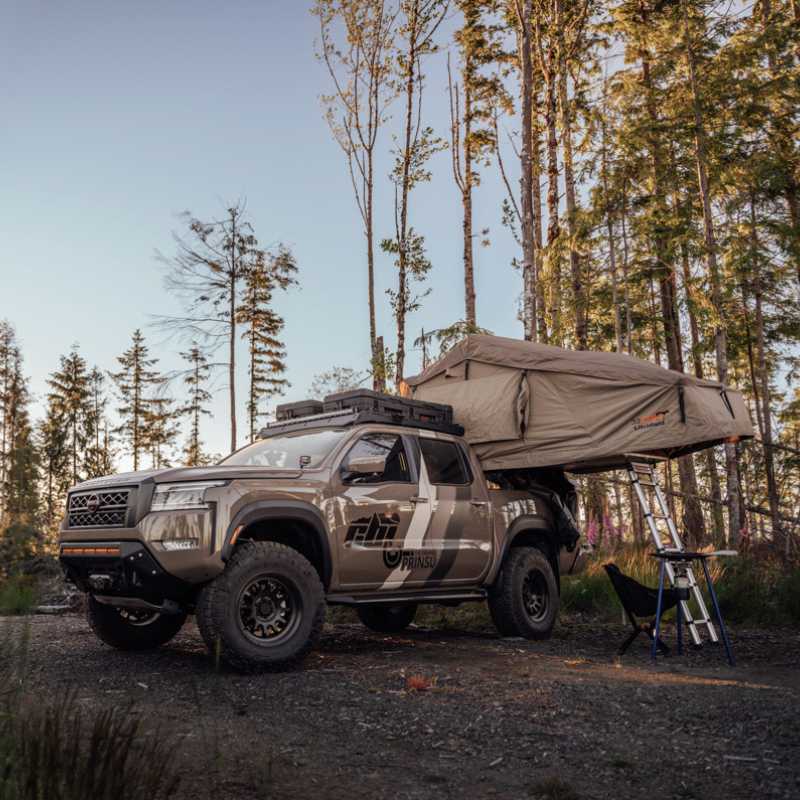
top-left (604, 563), bottom-right (679, 656)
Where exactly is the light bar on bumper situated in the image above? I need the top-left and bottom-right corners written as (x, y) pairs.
top-left (150, 481), bottom-right (226, 512)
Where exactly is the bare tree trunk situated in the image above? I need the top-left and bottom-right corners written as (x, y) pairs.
top-left (532, 101), bottom-right (547, 344)
top-left (600, 95), bottom-right (622, 353)
top-left (685, 21), bottom-right (741, 543)
top-left (556, 5), bottom-right (586, 349)
top-left (749, 195), bottom-right (784, 554)
top-left (394, 3), bottom-right (419, 386)
top-left (516, 0), bottom-right (537, 341)
top-left (620, 180), bottom-right (633, 354)
top-left (543, 45), bottom-right (561, 343)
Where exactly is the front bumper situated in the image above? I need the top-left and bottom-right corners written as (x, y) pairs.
top-left (59, 540), bottom-right (195, 604)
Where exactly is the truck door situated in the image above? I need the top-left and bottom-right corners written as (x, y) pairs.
top-left (334, 431), bottom-right (436, 591)
top-left (413, 434), bottom-right (494, 586)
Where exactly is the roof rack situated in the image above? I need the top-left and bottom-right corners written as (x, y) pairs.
top-left (259, 390), bottom-right (464, 438)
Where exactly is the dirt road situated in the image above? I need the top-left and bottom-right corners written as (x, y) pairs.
top-left (3, 612), bottom-right (799, 800)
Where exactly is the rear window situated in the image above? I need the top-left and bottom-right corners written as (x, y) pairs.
top-left (419, 438), bottom-right (470, 485)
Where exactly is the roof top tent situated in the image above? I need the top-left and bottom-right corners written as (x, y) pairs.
top-left (406, 334), bottom-right (754, 474)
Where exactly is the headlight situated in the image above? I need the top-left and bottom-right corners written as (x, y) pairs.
top-left (150, 481), bottom-right (226, 512)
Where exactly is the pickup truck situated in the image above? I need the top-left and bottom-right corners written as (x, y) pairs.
top-left (59, 391), bottom-right (581, 671)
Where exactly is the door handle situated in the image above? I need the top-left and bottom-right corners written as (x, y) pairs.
top-left (410, 496), bottom-right (429, 504)
top-left (470, 499), bottom-right (489, 507)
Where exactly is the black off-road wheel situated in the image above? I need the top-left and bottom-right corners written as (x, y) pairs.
top-left (488, 546), bottom-right (559, 639)
top-left (357, 603), bottom-right (417, 633)
top-left (87, 596), bottom-right (187, 651)
top-left (196, 541), bottom-right (325, 672)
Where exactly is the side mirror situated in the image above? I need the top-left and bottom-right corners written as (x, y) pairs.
top-left (344, 454), bottom-right (387, 476)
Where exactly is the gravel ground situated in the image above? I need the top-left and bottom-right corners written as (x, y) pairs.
top-left (2, 611), bottom-right (799, 800)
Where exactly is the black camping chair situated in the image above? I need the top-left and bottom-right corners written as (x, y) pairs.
top-left (604, 563), bottom-right (679, 656)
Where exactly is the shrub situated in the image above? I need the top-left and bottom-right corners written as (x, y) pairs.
top-left (0, 623), bottom-right (181, 800)
top-left (0, 575), bottom-right (38, 615)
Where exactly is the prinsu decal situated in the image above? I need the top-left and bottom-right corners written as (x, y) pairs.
top-left (345, 513), bottom-right (400, 547)
top-left (633, 411), bottom-right (668, 431)
top-left (382, 549), bottom-right (436, 570)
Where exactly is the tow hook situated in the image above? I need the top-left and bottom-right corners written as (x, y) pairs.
top-left (88, 574), bottom-right (113, 592)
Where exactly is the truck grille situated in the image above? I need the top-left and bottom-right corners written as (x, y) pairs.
top-left (68, 489), bottom-right (131, 528)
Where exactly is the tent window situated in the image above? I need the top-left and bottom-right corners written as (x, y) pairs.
top-left (420, 438), bottom-right (470, 485)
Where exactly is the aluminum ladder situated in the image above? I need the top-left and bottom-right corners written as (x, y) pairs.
top-left (626, 457), bottom-right (719, 647)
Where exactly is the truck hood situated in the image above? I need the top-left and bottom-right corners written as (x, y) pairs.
top-left (70, 465), bottom-right (306, 491)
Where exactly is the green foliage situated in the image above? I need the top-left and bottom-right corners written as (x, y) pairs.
top-left (0, 522), bottom-right (41, 575)
top-left (0, 575), bottom-right (37, 615)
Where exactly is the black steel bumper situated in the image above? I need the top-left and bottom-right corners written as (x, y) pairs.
top-left (59, 540), bottom-right (193, 604)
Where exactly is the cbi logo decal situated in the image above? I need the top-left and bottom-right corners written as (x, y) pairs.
top-left (345, 513), bottom-right (437, 570)
top-left (345, 513), bottom-right (400, 547)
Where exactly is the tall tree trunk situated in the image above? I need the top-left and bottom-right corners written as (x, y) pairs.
top-left (620, 180), bottom-right (633, 354)
top-left (684, 21), bottom-right (741, 543)
top-left (639, 28), bottom-right (704, 544)
top-left (462, 67), bottom-right (476, 327)
top-left (395, 3), bottom-right (419, 386)
top-left (749, 195), bottom-right (784, 554)
top-left (556, 5), bottom-right (586, 349)
top-left (543, 46), bottom-right (561, 343)
top-left (532, 98), bottom-right (547, 344)
top-left (367, 156), bottom-right (379, 389)
top-left (517, 0), bottom-right (537, 341)
top-left (228, 210), bottom-right (237, 453)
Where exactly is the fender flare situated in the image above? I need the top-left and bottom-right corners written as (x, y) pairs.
top-left (493, 515), bottom-right (561, 588)
top-left (220, 500), bottom-right (332, 588)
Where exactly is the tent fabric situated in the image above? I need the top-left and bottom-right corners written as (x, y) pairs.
top-left (408, 335), bottom-right (754, 473)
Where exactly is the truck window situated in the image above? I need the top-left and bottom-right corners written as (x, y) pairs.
top-left (220, 429), bottom-right (347, 469)
top-left (341, 434), bottom-right (411, 484)
top-left (419, 438), bottom-right (470, 485)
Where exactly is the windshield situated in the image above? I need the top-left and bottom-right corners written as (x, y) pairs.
top-left (219, 429), bottom-right (348, 469)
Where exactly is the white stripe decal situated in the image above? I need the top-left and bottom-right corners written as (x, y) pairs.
top-left (379, 460), bottom-right (435, 589)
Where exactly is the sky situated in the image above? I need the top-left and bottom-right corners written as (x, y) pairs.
top-left (1, 0), bottom-right (528, 462)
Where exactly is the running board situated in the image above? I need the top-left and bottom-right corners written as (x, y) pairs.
top-left (327, 588), bottom-right (488, 606)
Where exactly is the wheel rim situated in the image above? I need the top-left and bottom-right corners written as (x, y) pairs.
top-left (237, 575), bottom-right (301, 645)
top-left (117, 608), bottom-right (160, 626)
top-left (522, 569), bottom-right (549, 622)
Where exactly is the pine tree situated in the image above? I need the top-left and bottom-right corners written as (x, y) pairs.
top-left (236, 247), bottom-right (298, 441)
top-left (2, 349), bottom-right (38, 525)
top-left (144, 395), bottom-right (180, 469)
top-left (110, 330), bottom-right (162, 471)
top-left (179, 344), bottom-right (213, 466)
top-left (159, 202), bottom-right (259, 453)
top-left (84, 367), bottom-right (114, 478)
top-left (46, 346), bottom-right (93, 487)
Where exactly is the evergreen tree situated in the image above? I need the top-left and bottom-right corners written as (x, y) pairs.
top-left (2, 349), bottom-right (38, 525)
top-left (144, 395), bottom-right (180, 469)
top-left (84, 367), bottom-right (114, 478)
top-left (46, 346), bottom-right (93, 487)
top-left (159, 202), bottom-right (260, 453)
top-left (110, 330), bottom-right (162, 471)
top-left (236, 247), bottom-right (298, 441)
top-left (179, 344), bottom-right (213, 466)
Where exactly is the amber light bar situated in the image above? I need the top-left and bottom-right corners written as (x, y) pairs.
top-left (61, 546), bottom-right (121, 557)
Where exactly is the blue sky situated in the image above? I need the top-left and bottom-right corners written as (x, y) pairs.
top-left (1, 1), bottom-right (526, 461)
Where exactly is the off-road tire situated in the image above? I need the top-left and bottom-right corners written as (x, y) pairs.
top-left (196, 541), bottom-right (325, 672)
top-left (87, 596), bottom-right (187, 650)
top-left (357, 603), bottom-right (417, 633)
top-left (488, 546), bottom-right (559, 639)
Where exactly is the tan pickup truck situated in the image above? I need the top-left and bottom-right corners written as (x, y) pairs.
top-left (59, 391), bottom-right (581, 671)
